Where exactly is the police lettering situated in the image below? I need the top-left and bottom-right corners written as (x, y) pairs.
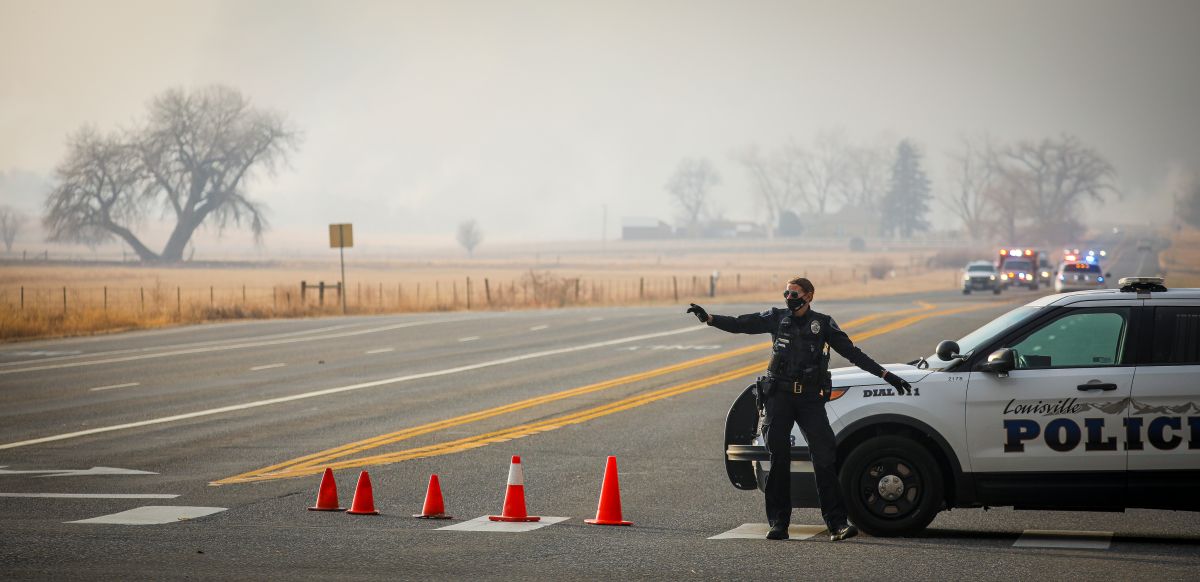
top-left (1003, 415), bottom-right (1200, 453)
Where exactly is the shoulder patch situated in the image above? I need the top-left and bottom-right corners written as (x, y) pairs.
top-left (760, 309), bottom-right (773, 317)
top-left (829, 317), bottom-right (840, 331)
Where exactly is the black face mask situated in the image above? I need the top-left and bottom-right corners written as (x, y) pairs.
top-left (784, 291), bottom-right (807, 311)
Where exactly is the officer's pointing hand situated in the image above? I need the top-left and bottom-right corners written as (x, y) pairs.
top-left (883, 371), bottom-right (912, 395)
top-left (686, 303), bottom-right (710, 324)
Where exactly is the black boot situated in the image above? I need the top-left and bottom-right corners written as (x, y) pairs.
top-left (830, 523), bottom-right (858, 541)
top-left (766, 524), bottom-right (789, 540)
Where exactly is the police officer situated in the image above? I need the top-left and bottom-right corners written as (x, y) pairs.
top-left (686, 276), bottom-right (911, 541)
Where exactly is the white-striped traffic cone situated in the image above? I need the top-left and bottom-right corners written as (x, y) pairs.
top-left (488, 455), bottom-right (540, 522)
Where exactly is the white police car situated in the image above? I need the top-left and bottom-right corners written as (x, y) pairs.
top-left (724, 277), bottom-right (1200, 536)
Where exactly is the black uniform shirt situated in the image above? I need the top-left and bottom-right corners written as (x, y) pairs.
top-left (709, 307), bottom-right (887, 378)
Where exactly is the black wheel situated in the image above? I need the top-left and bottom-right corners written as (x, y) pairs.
top-left (962, 288), bottom-right (970, 295)
top-left (839, 435), bottom-right (943, 537)
top-left (992, 287), bottom-right (1001, 295)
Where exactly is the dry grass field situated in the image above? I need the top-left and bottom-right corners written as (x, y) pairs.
top-left (1162, 226), bottom-right (1200, 288)
top-left (0, 243), bottom-right (965, 342)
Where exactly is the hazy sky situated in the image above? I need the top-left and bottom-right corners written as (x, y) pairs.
top-left (2, 0), bottom-right (1198, 253)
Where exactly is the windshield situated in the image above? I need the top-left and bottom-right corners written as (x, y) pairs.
top-left (1064, 263), bottom-right (1101, 273)
top-left (967, 265), bottom-right (993, 272)
top-left (924, 306), bottom-right (1040, 370)
top-left (1003, 260), bottom-right (1032, 271)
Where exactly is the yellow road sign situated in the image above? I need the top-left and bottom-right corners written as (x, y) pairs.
top-left (329, 224), bottom-right (353, 248)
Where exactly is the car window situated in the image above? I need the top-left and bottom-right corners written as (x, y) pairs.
top-left (1151, 307), bottom-right (1200, 364)
top-left (1063, 263), bottom-right (1101, 273)
top-left (967, 265), bottom-right (992, 272)
top-left (1010, 308), bottom-right (1130, 369)
top-left (1004, 261), bottom-right (1032, 271)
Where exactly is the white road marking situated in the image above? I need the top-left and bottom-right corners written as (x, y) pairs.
top-left (250, 363), bottom-right (286, 371)
top-left (0, 493), bottom-right (178, 499)
top-left (0, 325), bottom-right (700, 450)
top-left (0, 466), bottom-right (157, 477)
top-left (70, 505), bottom-right (226, 525)
top-left (0, 317), bottom-right (478, 375)
top-left (438, 515), bottom-right (569, 532)
top-left (586, 317), bottom-right (604, 322)
top-left (458, 336), bottom-right (480, 342)
top-left (709, 523), bottom-right (827, 540)
top-left (1013, 530), bottom-right (1113, 549)
top-left (89, 382), bottom-right (141, 392)
top-left (529, 325), bottom-right (548, 331)
top-left (4, 350), bottom-right (82, 357)
top-left (365, 348), bottom-right (394, 354)
top-left (0, 323), bottom-right (356, 368)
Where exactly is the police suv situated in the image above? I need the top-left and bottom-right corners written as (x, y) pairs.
top-left (724, 277), bottom-right (1200, 536)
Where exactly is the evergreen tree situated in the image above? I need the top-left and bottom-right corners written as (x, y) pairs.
top-left (881, 139), bottom-right (932, 238)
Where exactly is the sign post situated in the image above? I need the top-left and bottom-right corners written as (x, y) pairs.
top-left (329, 224), bottom-right (353, 314)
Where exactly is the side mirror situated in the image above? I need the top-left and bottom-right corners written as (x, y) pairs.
top-left (935, 340), bottom-right (961, 361)
top-left (980, 348), bottom-right (1017, 374)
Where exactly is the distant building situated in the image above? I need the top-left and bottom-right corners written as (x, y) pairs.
top-left (798, 204), bottom-right (879, 238)
top-left (702, 219), bottom-right (766, 239)
top-left (622, 217), bottom-right (673, 240)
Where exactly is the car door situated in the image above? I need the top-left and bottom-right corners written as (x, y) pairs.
top-left (1128, 299), bottom-right (1200, 510)
top-left (965, 302), bottom-right (1136, 508)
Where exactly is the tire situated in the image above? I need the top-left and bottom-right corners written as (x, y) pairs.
top-left (992, 287), bottom-right (1001, 295)
top-left (839, 435), bottom-right (944, 537)
top-left (962, 288), bottom-right (970, 295)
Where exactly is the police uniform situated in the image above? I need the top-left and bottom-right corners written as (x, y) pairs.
top-left (708, 307), bottom-right (888, 532)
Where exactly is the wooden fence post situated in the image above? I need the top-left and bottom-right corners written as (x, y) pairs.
top-left (466, 277), bottom-right (472, 310)
top-left (672, 276), bottom-right (678, 302)
top-left (62, 286), bottom-right (67, 314)
top-left (485, 278), bottom-right (492, 305)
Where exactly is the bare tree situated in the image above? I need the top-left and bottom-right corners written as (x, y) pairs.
top-left (944, 134), bottom-right (1000, 240)
top-left (139, 86), bottom-right (300, 261)
top-left (798, 130), bottom-right (849, 216)
top-left (43, 128), bottom-right (159, 260)
top-left (665, 157), bottom-right (720, 235)
top-left (0, 205), bottom-right (25, 253)
top-left (43, 85), bottom-right (300, 262)
top-left (457, 219), bottom-right (483, 257)
top-left (996, 134), bottom-right (1117, 239)
top-left (734, 143), bottom-right (806, 238)
top-left (844, 143), bottom-right (891, 210)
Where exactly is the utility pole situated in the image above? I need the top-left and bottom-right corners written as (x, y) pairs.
top-left (329, 224), bottom-right (353, 315)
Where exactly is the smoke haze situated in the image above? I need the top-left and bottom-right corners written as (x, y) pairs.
top-left (2, 0), bottom-right (1198, 255)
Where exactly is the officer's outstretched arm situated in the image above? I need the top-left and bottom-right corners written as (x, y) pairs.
top-left (708, 310), bottom-right (775, 335)
top-left (826, 317), bottom-right (887, 377)
top-left (827, 317), bottom-right (912, 395)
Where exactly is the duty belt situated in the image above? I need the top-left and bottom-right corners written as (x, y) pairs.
top-left (769, 377), bottom-right (823, 396)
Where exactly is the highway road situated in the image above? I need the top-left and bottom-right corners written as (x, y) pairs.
top-left (2, 236), bottom-right (1197, 580)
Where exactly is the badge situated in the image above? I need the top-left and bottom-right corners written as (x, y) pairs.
top-left (810, 320), bottom-right (821, 334)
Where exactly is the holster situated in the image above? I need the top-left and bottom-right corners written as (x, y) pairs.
top-left (754, 376), bottom-right (772, 411)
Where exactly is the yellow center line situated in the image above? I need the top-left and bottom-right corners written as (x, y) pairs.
top-left (212, 300), bottom-right (966, 485)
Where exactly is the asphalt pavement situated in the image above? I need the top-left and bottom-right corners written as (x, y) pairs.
top-left (2, 236), bottom-right (1195, 581)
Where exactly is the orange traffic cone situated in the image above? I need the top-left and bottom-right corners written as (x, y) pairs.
top-left (346, 470), bottom-right (380, 515)
top-left (488, 455), bottom-right (540, 522)
top-left (413, 474), bottom-right (452, 519)
top-left (585, 456), bottom-right (632, 526)
top-left (307, 468), bottom-right (345, 511)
